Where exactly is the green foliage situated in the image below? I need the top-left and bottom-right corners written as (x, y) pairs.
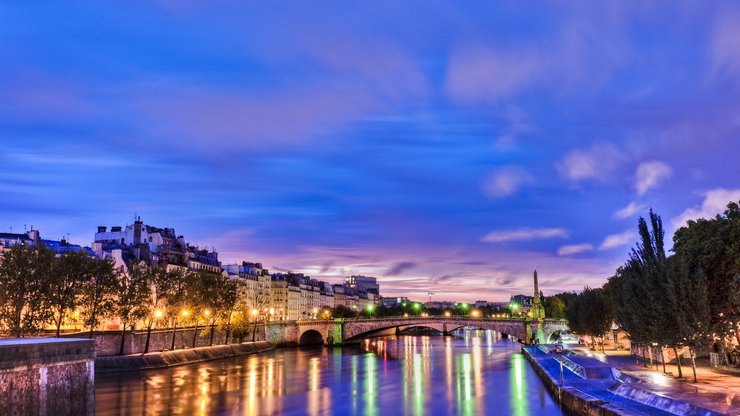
top-left (0, 244), bottom-right (55, 337)
top-left (565, 287), bottom-right (612, 338)
top-left (672, 200), bottom-right (740, 342)
top-left (47, 250), bottom-right (96, 336)
top-left (79, 257), bottom-right (118, 335)
top-left (543, 294), bottom-right (571, 319)
top-left (331, 305), bottom-right (358, 318)
top-left (608, 211), bottom-right (679, 347)
top-left (114, 262), bottom-right (153, 328)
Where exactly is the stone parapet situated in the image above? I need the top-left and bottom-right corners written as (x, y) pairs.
top-left (0, 338), bottom-right (95, 416)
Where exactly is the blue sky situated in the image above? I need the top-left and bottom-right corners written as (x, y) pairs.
top-left (2, 1), bottom-right (740, 301)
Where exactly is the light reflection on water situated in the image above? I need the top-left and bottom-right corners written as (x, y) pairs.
top-left (96, 330), bottom-right (565, 415)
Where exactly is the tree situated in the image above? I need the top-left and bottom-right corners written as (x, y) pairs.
top-left (610, 211), bottom-right (678, 368)
top-left (79, 257), bottom-right (118, 337)
top-left (543, 295), bottom-right (566, 319)
top-left (238, 278), bottom-right (271, 342)
top-left (666, 256), bottom-right (711, 382)
top-left (47, 250), bottom-right (93, 337)
top-left (142, 265), bottom-right (177, 354)
top-left (167, 268), bottom-right (194, 350)
top-left (566, 287), bottom-right (613, 351)
top-left (199, 272), bottom-right (237, 346)
top-left (331, 305), bottom-right (358, 318)
top-left (673, 200), bottom-right (740, 357)
top-left (113, 261), bottom-right (152, 355)
top-left (0, 244), bottom-right (55, 337)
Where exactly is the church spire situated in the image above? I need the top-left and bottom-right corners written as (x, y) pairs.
top-left (533, 270), bottom-right (540, 302)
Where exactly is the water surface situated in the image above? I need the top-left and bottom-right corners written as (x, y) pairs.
top-left (96, 330), bottom-right (566, 415)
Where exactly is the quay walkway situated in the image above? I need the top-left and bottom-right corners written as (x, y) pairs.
top-left (523, 345), bottom-right (730, 416)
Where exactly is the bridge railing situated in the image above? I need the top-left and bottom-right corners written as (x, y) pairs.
top-left (341, 316), bottom-right (527, 322)
top-left (286, 317), bottom-right (567, 325)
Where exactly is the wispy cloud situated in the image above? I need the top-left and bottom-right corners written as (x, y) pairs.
top-left (385, 261), bottom-right (417, 276)
top-left (482, 166), bottom-right (533, 199)
top-left (557, 244), bottom-right (594, 256)
top-left (446, 47), bottom-right (543, 104)
top-left (557, 143), bottom-right (627, 182)
top-left (481, 228), bottom-right (568, 243)
top-left (612, 201), bottom-right (645, 220)
top-left (672, 188), bottom-right (740, 228)
top-left (635, 161), bottom-right (672, 195)
top-left (599, 231), bottom-right (634, 250)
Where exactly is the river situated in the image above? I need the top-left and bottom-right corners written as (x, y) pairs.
top-left (96, 329), bottom-right (566, 415)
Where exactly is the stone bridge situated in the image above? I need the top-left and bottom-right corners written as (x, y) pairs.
top-left (265, 317), bottom-right (568, 346)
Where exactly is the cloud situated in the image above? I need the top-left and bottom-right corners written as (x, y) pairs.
top-left (599, 231), bottom-right (634, 250)
top-left (495, 277), bottom-right (515, 286)
top-left (482, 166), bottom-right (533, 199)
top-left (481, 228), bottom-right (568, 243)
top-left (385, 261), bottom-right (417, 276)
top-left (446, 47), bottom-right (543, 103)
top-left (557, 244), bottom-right (594, 256)
top-left (612, 201), bottom-right (645, 220)
top-left (634, 161), bottom-right (672, 195)
top-left (673, 188), bottom-right (740, 228)
top-left (709, 9), bottom-right (740, 82)
top-left (556, 143), bottom-right (627, 182)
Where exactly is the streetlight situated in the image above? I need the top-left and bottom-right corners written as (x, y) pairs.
top-left (444, 311), bottom-right (451, 317)
top-left (204, 309), bottom-right (211, 317)
top-left (471, 310), bottom-right (481, 318)
top-left (182, 310), bottom-right (190, 318)
top-left (154, 310), bottom-right (163, 319)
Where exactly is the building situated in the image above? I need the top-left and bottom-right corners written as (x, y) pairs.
top-left (0, 229), bottom-right (89, 256)
top-left (287, 285), bottom-right (301, 320)
top-left (333, 284), bottom-right (347, 307)
top-left (92, 218), bottom-right (221, 274)
top-left (320, 282), bottom-right (335, 310)
top-left (270, 276), bottom-right (289, 320)
top-left (509, 294), bottom-right (534, 311)
top-left (345, 275), bottom-right (379, 296)
top-left (380, 297), bottom-right (409, 308)
top-left (224, 261), bottom-right (272, 318)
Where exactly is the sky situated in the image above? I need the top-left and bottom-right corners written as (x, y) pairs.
top-left (2, 1), bottom-right (740, 301)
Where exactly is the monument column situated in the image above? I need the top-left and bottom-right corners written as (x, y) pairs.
top-left (532, 270), bottom-right (546, 343)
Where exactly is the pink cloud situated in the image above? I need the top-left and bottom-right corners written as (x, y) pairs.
top-left (482, 166), bottom-right (533, 199)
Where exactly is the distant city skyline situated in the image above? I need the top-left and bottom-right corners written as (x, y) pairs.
top-left (2, 2), bottom-right (740, 301)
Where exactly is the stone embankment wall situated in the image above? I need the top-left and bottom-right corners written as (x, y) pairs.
top-left (521, 347), bottom-right (633, 416)
top-left (95, 341), bottom-right (274, 372)
top-left (63, 326), bottom-right (267, 356)
top-left (0, 338), bottom-right (95, 416)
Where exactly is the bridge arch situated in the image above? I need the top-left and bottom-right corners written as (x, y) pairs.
top-left (298, 329), bottom-right (324, 346)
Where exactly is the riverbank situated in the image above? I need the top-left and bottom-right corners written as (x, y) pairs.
top-left (95, 341), bottom-right (274, 372)
top-left (522, 345), bottom-right (726, 416)
top-left (597, 350), bottom-right (739, 415)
